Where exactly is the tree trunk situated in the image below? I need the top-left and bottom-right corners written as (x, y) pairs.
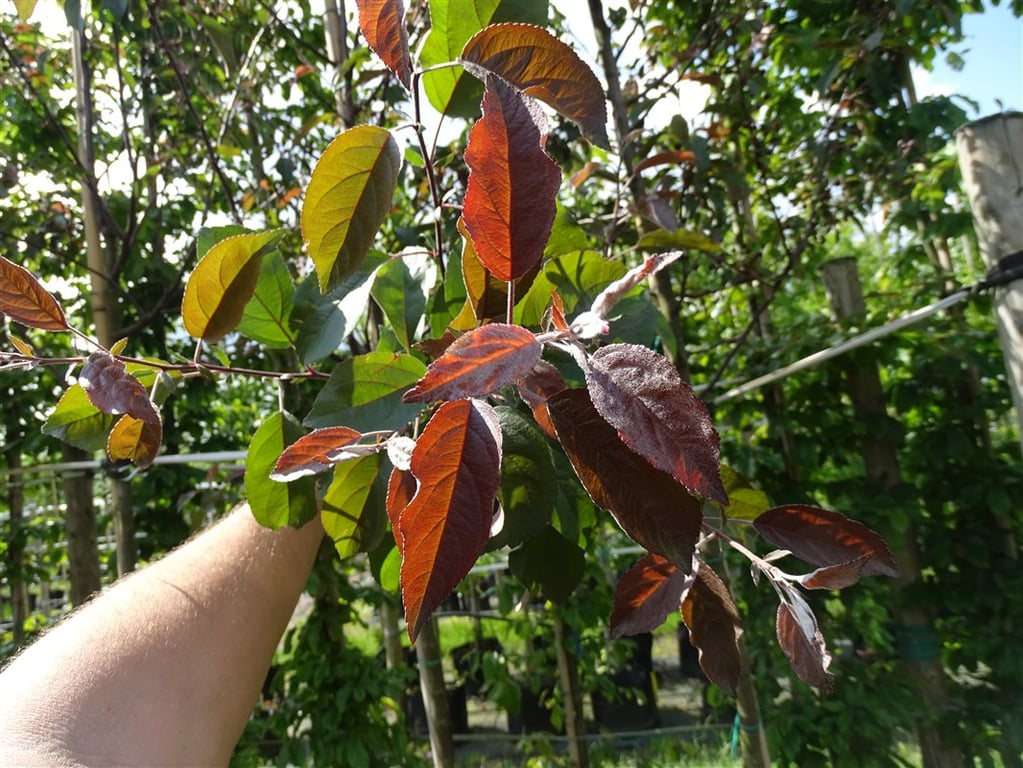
top-left (735, 667), bottom-right (771, 768)
top-left (554, 612), bottom-right (589, 768)
top-left (6, 449), bottom-right (30, 646)
top-left (956, 113), bottom-right (1023, 459)
top-left (62, 444), bottom-right (101, 606)
top-left (72, 24), bottom-right (136, 576)
top-left (821, 257), bottom-right (963, 768)
top-left (323, 0), bottom-right (356, 128)
top-left (415, 616), bottom-right (454, 768)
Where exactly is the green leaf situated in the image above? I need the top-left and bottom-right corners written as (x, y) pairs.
top-left (636, 229), bottom-right (723, 253)
top-left (302, 126), bottom-right (400, 293)
top-left (245, 411), bottom-right (318, 530)
top-left (420, 0), bottom-right (548, 119)
top-left (13, 1), bottom-right (38, 23)
top-left (182, 229), bottom-right (285, 342)
top-left (304, 351), bottom-right (427, 432)
top-left (488, 406), bottom-right (556, 550)
top-left (197, 225), bottom-right (247, 260)
top-left (514, 250), bottom-right (625, 326)
top-left (719, 465), bottom-right (771, 520)
top-left (508, 525), bottom-right (585, 603)
top-left (379, 545), bottom-right (401, 593)
top-left (322, 453), bottom-right (382, 558)
top-left (371, 252), bottom-right (435, 352)
top-left (237, 251), bottom-right (297, 348)
top-left (42, 384), bottom-right (117, 452)
top-left (291, 251), bottom-right (389, 364)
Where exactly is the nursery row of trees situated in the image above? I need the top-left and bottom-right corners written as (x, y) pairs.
top-left (2, 1), bottom-right (1022, 766)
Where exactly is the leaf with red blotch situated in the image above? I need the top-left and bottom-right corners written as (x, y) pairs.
top-left (107, 414), bottom-right (162, 469)
top-left (386, 466), bottom-right (416, 556)
top-left (516, 359), bottom-right (566, 440)
top-left (269, 426), bottom-right (364, 481)
top-left (403, 323), bottom-right (541, 403)
top-left (777, 598), bottom-right (834, 691)
top-left (0, 255), bottom-right (69, 331)
top-left (585, 344), bottom-right (727, 504)
top-left (610, 554), bottom-right (686, 638)
top-left (463, 76), bottom-right (561, 282)
top-left (400, 399), bottom-right (502, 641)
top-left (634, 150), bottom-right (697, 174)
top-left (680, 562), bottom-right (743, 695)
top-left (461, 23), bottom-right (610, 149)
top-left (800, 555), bottom-right (870, 590)
top-left (753, 505), bottom-right (899, 578)
top-left (355, 0), bottom-right (412, 88)
top-left (78, 351), bottom-right (161, 426)
top-left (547, 388), bottom-right (702, 570)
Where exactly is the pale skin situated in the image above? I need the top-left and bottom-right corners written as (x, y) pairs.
top-left (0, 503), bottom-right (324, 767)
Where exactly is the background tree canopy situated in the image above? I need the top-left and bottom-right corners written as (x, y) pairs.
top-left (1, 1), bottom-right (1021, 766)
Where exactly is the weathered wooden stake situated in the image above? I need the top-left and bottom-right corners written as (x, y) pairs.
top-left (822, 257), bottom-right (963, 768)
top-left (956, 112), bottom-right (1023, 457)
top-left (415, 616), bottom-right (454, 768)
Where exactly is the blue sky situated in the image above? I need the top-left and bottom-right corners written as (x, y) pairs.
top-left (913, 3), bottom-right (1022, 115)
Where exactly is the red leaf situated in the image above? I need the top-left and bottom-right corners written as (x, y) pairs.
top-left (753, 505), bottom-right (899, 578)
top-left (386, 466), bottom-right (416, 556)
top-left (403, 323), bottom-right (542, 403)
top-left (0, 255), bottom-right (69, 331)
top-left (800, 555), bottom-right (870, 590)
top-left (516, 359), bottom-right (566, 440)
top-left (634, 150), bottom-right (697, 174)
top-left (461, 23), bottom-right (610, 149)
top-left (547, 388), bottom-right (702, 570)
top-left (463, 76), bottom-right (561, 282)
top-left (585, 344), bottom-right (727, 504)
top-left (107, 414), bottom-right (162, 469)
top-left (269, 426), bottom-right (364, 481)
top-left (680, 562), bottom-right (743, 695)
top-left (355, 0), bottom-right (412, 89)
top-left (78, 351), bottom-right (160, 425)
top-left (610, 554), bottom-right (686, 638)
top-left (399, 400), bottom-right (502, 641)
top-left (777, 600), bottom-right (834, 691)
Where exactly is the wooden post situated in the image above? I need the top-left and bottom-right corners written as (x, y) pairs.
top-left (821, 258), bottom-right (963, 768)
top-left (956, 112), bottom-right (1023, 457)
top-left (553, 612), bottom-right (589, 768)
top-left (415, 616), bottom-right (454, 768)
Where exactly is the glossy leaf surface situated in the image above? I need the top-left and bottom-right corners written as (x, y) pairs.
top-left (355, 0), bottom-right (412, 88)
top-left (182, 229), bottom-right (284, 342)
top-left (322, 453), bottom-right (383, 557)
top-left (585, 344), bottom-right (727, 504)
top-left (515, 250), bottom-right (625, 326)
top-left (403, 323), bottom-right (541, 403)
top-left (753, 505), bottom-right (899, 577)
top-left (371, 253), bottom-right (432, 352)
top-left (610, 554), bottom-right (686, 638)
top-left (0, 255), bottom-right (68, 331)
top-left (43, 384), bottom-right (118, 452)
top-left (463, 76), bottom-right (560, 282)
top-left (461, 23), bottom-right (609, 148)
top-left (245, 411), bottom-right (318, 530)
top-left (107, 414), bottom-right (162, 469)
top-left (718, 465), bottom-right (771, 520)
top-left (386, 466), bottom-right (417, 555)
top-left (680, 563), bottom-right (743, 695)
top-left (547, 388), bottom-right (702, 569)
top-left (270, 426), bottom-right (364, 480)
top-left (304, 351), bottom-right (426, 432)
top-left (236, 252), bottom-right (297, 348)
top-left (420, 0), bottom-right (548, 119)
top-left (302, 126), bottom-right (400, 293)
top-left (777, 599), bottom-right (834, 691)
top-left (400, 399), bottom-right (502, 640)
